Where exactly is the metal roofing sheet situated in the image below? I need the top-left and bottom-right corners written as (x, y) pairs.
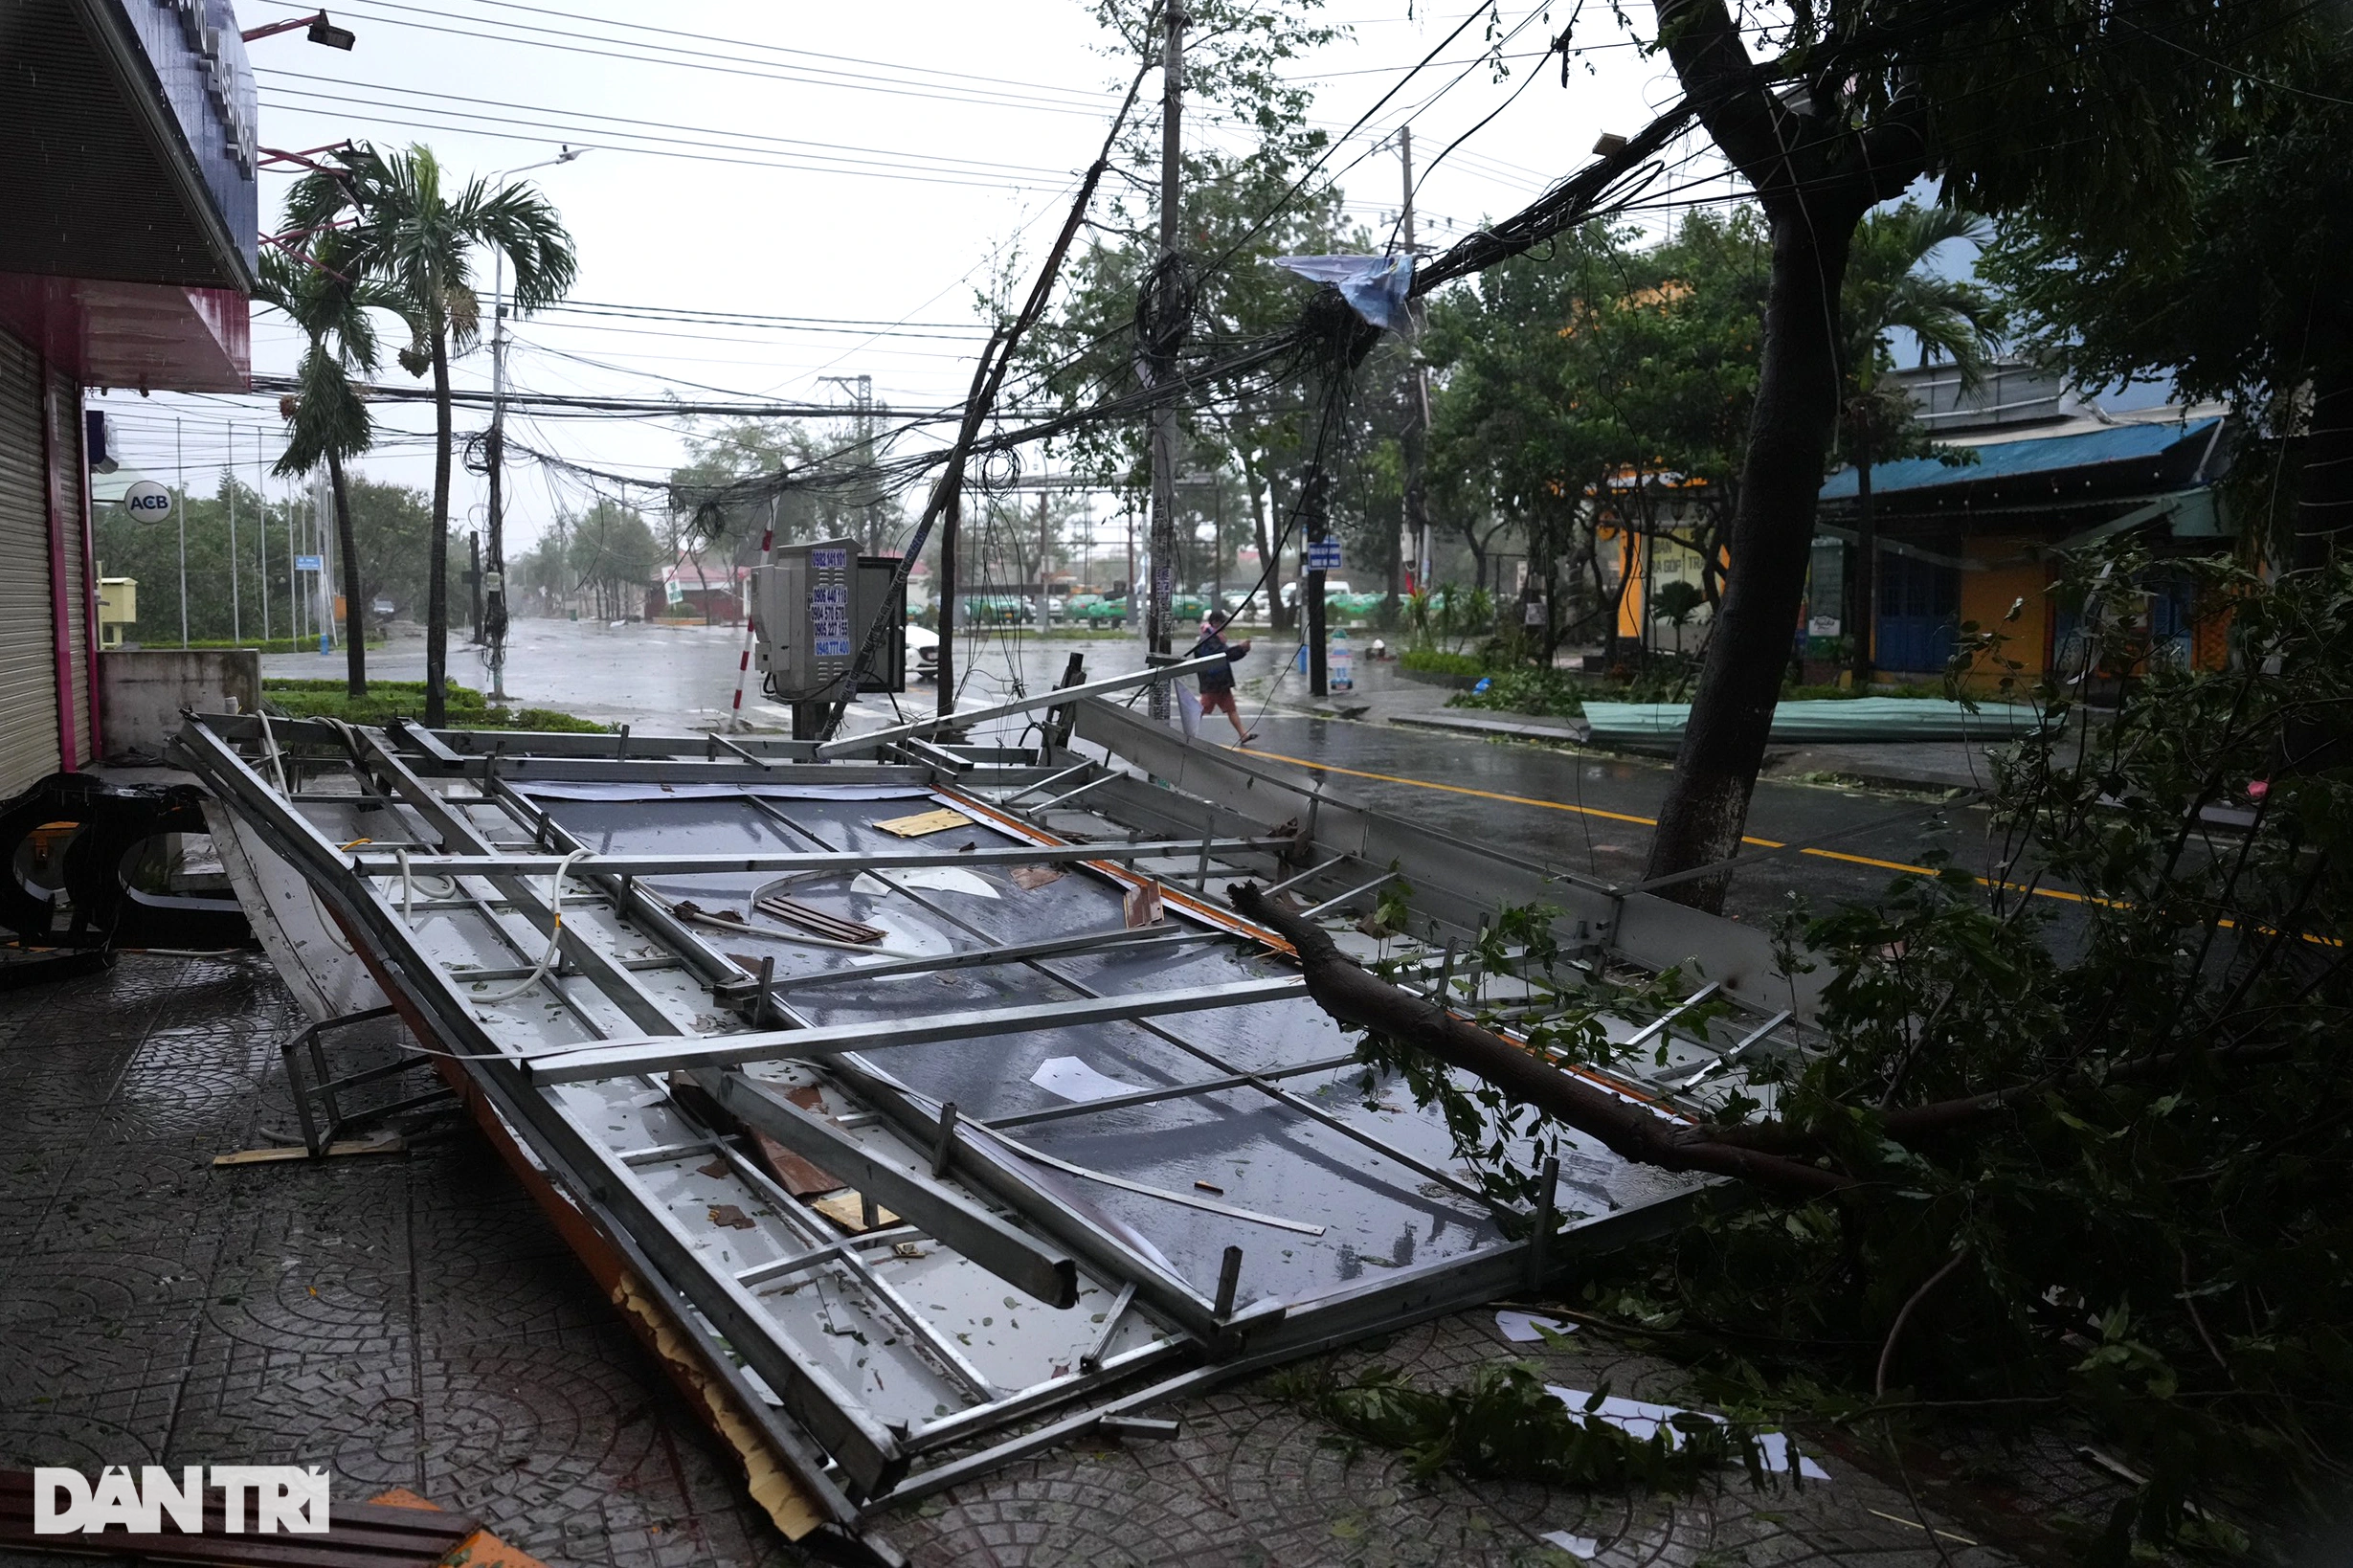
top-left (1818, 416), bottom-right (2220, 500)
top-left (1582, 697), bottom-right (2050, 743)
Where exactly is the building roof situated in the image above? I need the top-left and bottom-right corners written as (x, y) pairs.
top-left (1819, 415), bottom-right (2224, 503)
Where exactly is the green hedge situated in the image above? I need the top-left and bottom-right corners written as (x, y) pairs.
top-left (176, 636), bottom-right (388, 656)
top-left (261, 679), bottom-right (606, 733)
top-left (1445, 667), bottom-right (1586, 719)
top-left (1399, 647), bottom-right (1488, 679)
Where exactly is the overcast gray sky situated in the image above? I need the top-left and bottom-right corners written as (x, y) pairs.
top-left (98, 0), bottom-right (1722, 556)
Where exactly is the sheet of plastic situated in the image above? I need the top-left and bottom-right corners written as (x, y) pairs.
top-left (1272, 253), bottom-right (1416, 330)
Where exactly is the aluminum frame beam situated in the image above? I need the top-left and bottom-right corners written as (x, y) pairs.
top-left (812, 652), bottom-right (1224, 758)
top-left (1071, 699), bottom-right (1832, 1022)
top-left (696, 1069), bottom-right (1080, 1308)
top-left (736, 925), bottom-right (1229, 997)
top-left (519, 976), bottom-right (1310, 1085)
top-left (352, 837), bottom-right (1299, 880)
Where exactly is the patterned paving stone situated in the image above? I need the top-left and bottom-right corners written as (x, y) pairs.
top-left (0, 950), bottom-right (2108, 1568)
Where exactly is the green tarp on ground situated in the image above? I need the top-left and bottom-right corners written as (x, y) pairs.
top-left (1580, 697), bottom-right (2053, 743)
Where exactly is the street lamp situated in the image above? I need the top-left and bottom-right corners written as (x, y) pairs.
top-left (483, 146), bottom-right (586, 700)
top-left (239, 11), bottom-right (356, 49)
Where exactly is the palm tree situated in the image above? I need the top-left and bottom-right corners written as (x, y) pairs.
top-left (254, 237), bottom-right (415, 696)
top-left (1838, 204), bottom-right (2004, 685)
top-left (285, 145), bottom-right (576, 726)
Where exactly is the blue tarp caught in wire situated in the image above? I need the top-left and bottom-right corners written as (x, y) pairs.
top-left (1272, 254), bottom-right (1416, 330)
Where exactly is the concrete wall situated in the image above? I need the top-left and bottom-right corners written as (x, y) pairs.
top-left (1955, 538), bottom-right (2052, 695)
top-left (99, 648), bottom-right (259, 762)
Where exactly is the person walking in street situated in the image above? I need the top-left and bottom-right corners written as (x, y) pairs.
top-left (1194, 613), bottom-right (1256, 746)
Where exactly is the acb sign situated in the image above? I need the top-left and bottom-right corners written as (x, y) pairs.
top-left (122, 481), bottom-right (173, 521)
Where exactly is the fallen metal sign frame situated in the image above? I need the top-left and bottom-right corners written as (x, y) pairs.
top-left (177, 701), bottom-right (1800, 1539)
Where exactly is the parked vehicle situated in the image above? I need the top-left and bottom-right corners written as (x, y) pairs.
top-left (907, 619), bottom-right (940, 682)
top-left (959, 594), bottom-right (1031, 626)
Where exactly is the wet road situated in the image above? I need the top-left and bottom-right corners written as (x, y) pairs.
top-left (1231, 715), bottom-right (2042, 925)
top-left (268, 618), bottom-right (2053, 921)
top-left (266, 619), bottom-right (1160, 733)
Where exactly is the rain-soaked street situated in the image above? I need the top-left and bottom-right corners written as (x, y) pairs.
top-left (271, 617), bottom-right (2063, 930)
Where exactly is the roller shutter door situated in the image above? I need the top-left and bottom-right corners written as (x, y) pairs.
top-left (0, 330), bottom-right (60, 797)
top-left (47, 370), bottom-right (91, 764)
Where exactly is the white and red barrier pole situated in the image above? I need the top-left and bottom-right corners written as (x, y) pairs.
top-left (726, 508), bottom-right (776, 734)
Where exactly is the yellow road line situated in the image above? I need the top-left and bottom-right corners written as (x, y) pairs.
top-left (1244, 748), bottom-right (1659, 826)
top-left (1241, 745), bottom-right (2090, 905)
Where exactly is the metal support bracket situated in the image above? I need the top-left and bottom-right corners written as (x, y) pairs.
top-left (279, 1003), bottom-right (451, 1155)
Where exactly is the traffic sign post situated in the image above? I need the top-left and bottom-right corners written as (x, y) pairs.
top-left (293, 557), bottom-right (330, 654)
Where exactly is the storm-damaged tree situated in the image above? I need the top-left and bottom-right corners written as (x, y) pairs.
top-left (284, 144), bottom-right (576, 728)
top-left (1635, 0), bottom-right (2319, 907)
top-left (1979, 35), bottom-right (2353, 573)
top-left (1235, 542), bottom-right (2353, 1557)
top-left (253, 236), bottom-right (417, 696)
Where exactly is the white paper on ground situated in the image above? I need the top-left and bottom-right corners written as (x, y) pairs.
top-left (1537, 1531), bottom-right (1598, 1560)
top-left (1496, 1310), bottom-right (1577, 1343)
top-left (1544, 1387), bottom-right (1831, 1480)
top-left (1030, 1055), bottom-right (1146, 1104)
top-left (852, 867), bottom-right (1000, 899)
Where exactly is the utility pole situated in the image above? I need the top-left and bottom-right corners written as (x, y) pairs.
top-left (174, 417), bottom-right (188, 648)
top-left (1211, 478), bottom-right (1222, 612)
top-left (227, 422), bottom-right (241, 644)
top-left (486, 250), bottom-right (512, 699)
top-left (481, 147), bottom-right (581, 699)
top-left (255, 428), bottom-right (270, 644)
top-left (1398, 125), bottom-right (1434, 593)
top-left (286, 459), bottom-right (299, 647)
top-left (1305, 459), bottom-right (1330, 697)
top-left (819, 374), bottom-right (876, 548)
top-left (930, 475), bottom-right (958, 721)
top-left (1038, 489), bottom-right (1051, 636)
top-left (1143, 2), bottom-right (1186, 717)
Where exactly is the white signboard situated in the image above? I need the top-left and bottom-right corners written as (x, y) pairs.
top-left (808, 548), bottom-right (852, 658)
top-left (122, 481), bottom-right (173, 521)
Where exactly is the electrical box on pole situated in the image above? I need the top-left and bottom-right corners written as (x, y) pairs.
top-left (750, 540), bottom-right (908, 733)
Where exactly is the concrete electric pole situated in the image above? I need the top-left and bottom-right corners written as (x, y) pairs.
top-left (1398, 126), bottom-right (1434, 592)
top-left (819, 374), bottom-right (876, 549)
top-left (485, 146), bottom-right (582, 702)
top-left (1143, 3), bottom-right (1186, 717)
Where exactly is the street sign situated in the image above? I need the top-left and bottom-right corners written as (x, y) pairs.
top-left (294, 554), bottom-right (324, 572)
top-left (122, 481), bottom-right (172, 520)
top-left (1306, 540), bottom-right (1342, 571)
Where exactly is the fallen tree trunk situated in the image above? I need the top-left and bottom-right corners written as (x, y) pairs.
top-left (1229, 883), bottom-right (1855, 1198)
